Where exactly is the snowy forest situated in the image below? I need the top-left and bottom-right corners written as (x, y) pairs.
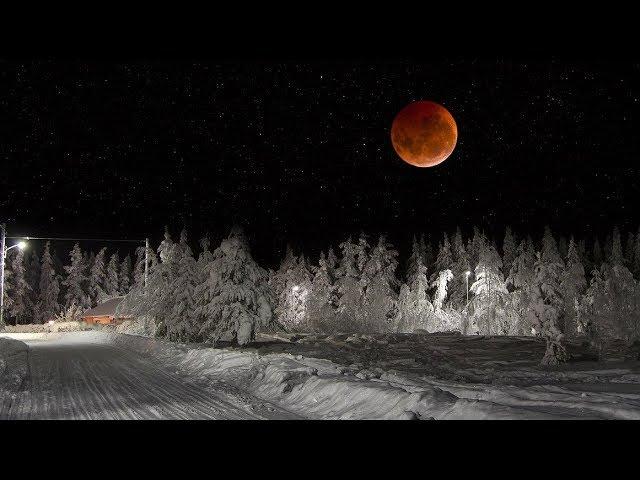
top-left (3, 224), bottom-right (640, 364)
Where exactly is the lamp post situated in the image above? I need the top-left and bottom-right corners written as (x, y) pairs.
top-left (0, 224), bottom-right (28, 328)
top-left (464, 270), bottom-right (471, 305)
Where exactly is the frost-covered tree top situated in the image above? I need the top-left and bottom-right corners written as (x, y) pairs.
top-left (502, 226), bottom-right (517, 275)
top-left (433, 233), bottom-right (454, 280)
top-left (561, 237), bottom-right (587, 299)
top-left (89, 247), bottom-right (107, 303)
top-left (198, 226), bottom-right (272, 345)
top-left (38, 242), bottom-right (60, 323)
top-left (610, 226), bottom-right (624, 267)
top-left (62, 243), bottom-right (90, 309)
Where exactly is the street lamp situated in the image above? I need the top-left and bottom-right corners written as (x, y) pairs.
top-left (464, 270), bottom-right (471, 305)
top-left (0, 223), bottom-right (28, 328)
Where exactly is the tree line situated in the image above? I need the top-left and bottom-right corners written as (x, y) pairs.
top-left (2, 242), bottom-right (144, 325)
top-left (4, 224), bottom-right (640, 364)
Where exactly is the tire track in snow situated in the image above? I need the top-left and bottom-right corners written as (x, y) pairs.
top-left (7, 335), bottom-right (294, 420)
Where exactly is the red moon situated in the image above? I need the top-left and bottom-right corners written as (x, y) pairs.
top-left (391, 101), bottom-right (458, 167)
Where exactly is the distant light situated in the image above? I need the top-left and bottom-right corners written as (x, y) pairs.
top-left (48, 320), bottom-right (55, 326)
top-left (464, 270), bottom-right (471, 276)
top-left (292, 285), bottom-right (300, 292)
top-left (17, 241), bottom-right (27, 250)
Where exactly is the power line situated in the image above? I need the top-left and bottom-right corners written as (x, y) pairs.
top-left (5, 236), bottom-right (145, 244)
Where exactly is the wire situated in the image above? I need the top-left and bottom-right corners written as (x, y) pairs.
top-left (5, 236), bottom-right (145, 243)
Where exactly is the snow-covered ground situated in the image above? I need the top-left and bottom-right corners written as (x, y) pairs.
top-left (2, 330), bottom-right (640, 419)
top-left (0, 332), bottom-right (299, 419)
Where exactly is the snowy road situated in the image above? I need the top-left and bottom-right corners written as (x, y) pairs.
top-left (2, 334), bottom-right (299, 420)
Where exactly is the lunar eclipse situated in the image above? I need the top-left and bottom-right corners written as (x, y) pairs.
top-left (391, 101), bottom-right (457, 167)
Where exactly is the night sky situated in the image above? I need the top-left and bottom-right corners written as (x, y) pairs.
top-left (2, 58), bottom-right (640, 264)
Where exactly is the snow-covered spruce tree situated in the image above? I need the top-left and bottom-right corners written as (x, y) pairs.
top-left (604, 233), bottom-right (613, 264)
top-left (405, 236), bottom-right (422, 282)
top-left (197, 226), bottom-right (272, 345)
top-left (558, 236), bottom-right (568, 260)
top-left (38, 242), bottom-right (60, 323)
top-left (268, 244), bottom-right (297, 310)
top-left (335, 236), bottom-right (364, 331)
top-left (164, 230), bottom-right (201, 342)
top-left (633, 227), bottom-right (640, 278)
top-left (62, 243), bottom-right (90, 310)
top-left (506, 239), bottom-right (537, 335)
top-left (419, 233), bottom-right (434, 277)
top-left (429, 269), bottom-right (459, 331)
top-left (25, 249), bottom-right (40, 322)
top-left (119, 254), bottom-right (132, 295)
top-left (360, 235), bottom-right (400, 332)
top-left (469, 242), bottom-right (512, 335)
top-left (450, 228), bottom-right (471, 309)
top-left (625, 232), bottom-right (635, 268)
top-left (326, 247), bottom-right (339, 274)
top-left (397, 246), bottom-right (433, 333)
top-left (530, 227), bottom-right (567, 365)
top-left (467, 226), bottom-right (486, 273)
top-left (88, 247), bottom-right (107, 305)
top-left (307, 251), bottom-right (338, 332)
top-left (274, 253), bottom-right (313, 332)
top-left (432, 233), bottom-right (454, 283)
top-left (577, 257), bottom-right (640, 357)
top-left (133, 245), bottom-right (146, 285)
top-left (560, 237), bottom-right (587, 338)
top-left (592, 238), bottom-right (603, 269)
top-left (502, 226), bottom-right (517, 277)
top-left (104, 253), bottom-right (120, 298)
top-left (8, 248), bottom-right (30, 324)
top-left (609, 226), bottom-right (624, 267)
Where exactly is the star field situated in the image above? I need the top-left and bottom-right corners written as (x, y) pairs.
top-left (2, 59), bottom-right (640, 263)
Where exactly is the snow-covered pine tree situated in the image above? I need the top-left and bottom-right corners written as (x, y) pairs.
top-left (164, 229), bottom-right (201, 342)
top-left (560, 237), bottom-right (587, 338)
top-left (397, 245), bottom-right (433, 333)
top-left (610, 226), bottom-right (624, 267)
top-left (502, 226), bottom-right (517, 277)
top-left (326, 247), bottom-right (339, 275)
top-left (62, 243), bottom-right (90, 310)
top-left (634, 227), bottom-right (640, 278)
top-left (469, 242), bottom-right (511, 335)
top-left (307, 251), bottom-right (338, 332)
top-left (119, 254), bottom-right (132, 295)
top-left (506, 239), bottom-right (537, 335)
top-left (275, 253), bottom-right (313, 331)
top-left (133, 245), bottom-right (146, 285)
top-left (604, 232), bottom-right (613, 264)
top-left (419, 233), bottom-right (434, 277)
top-left (269, 244), bottom-right (298, 325)
top-left (104, 253), bottom-right (120, 298)
top-left (405, 236), bottom-right (422, 282)
top-left (450, 228), bottom-right (471, 309)
top-left (88, 247), bottom-right (107, 305)
top-left (8, 248), bottom-right (30, 324)
top-left (38, 242), bottom-right (60, 323)
top-left (335, 236), bottom-right (363, 331)
top-left (530, 226), bottom-right (567, 365)
top-left (25, 249), bottom-right (40, 322)
top-left (577, 257), bottom-right (640, 357)
top-left (432, 233), bottom-right (454, 281)
top-left (360, 235), bottom-right (400, 332)
top-left (197, 226), bottom-right (272, 345)
top-left (593, 238), bottom-right (603, 268)
top-left (558, 235), bottom-right (568, 260)
top-left (624, 232), bottom-right (635, 268)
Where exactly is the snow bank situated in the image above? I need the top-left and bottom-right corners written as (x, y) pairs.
top-left (0, 337), bottom-right (29, 397)
top-left (93, 331), bottom-right (568, 419)
top-left (2, 321), bottom-right (90, 333)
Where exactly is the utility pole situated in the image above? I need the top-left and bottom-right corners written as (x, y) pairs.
top-left (0, 223), bottom-right (6, 329)
top-left (144, 237), bottom-right (149, 292)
